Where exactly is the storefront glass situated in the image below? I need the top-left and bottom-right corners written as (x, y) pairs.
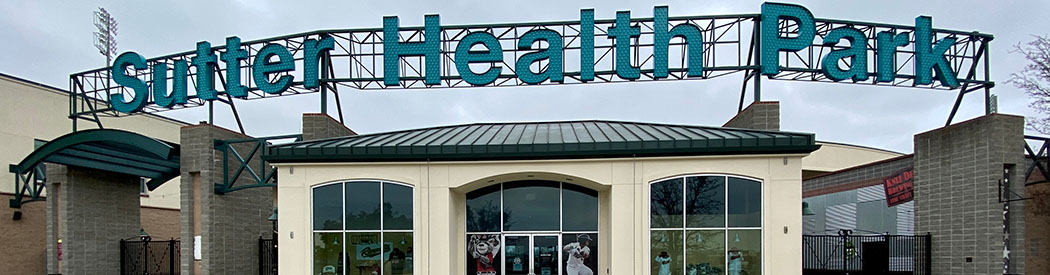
top-left (650, 175), bottom-right (761, 275)
top-left (466, 180), bottom-right (599, 275)
top-left (346, 232), bottom-right (380, 275)
top-left (315, 232), bottom-right (344, 275)
top-left (312, 181), bottom-right (414, 275)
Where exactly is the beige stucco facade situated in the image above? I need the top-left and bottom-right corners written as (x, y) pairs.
top-left (801, 142), bottom-right (902, 176)
top-left (277, 153), bottom-right (806, 275)
top-left (0, 74), bottom-right (185, 209)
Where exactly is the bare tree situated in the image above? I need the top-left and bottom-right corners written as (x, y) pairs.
top-left (1011, 35), bottom-right (1050, 134)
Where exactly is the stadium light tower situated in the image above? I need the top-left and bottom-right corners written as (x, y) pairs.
top-left (93, 7), bottom-right (118, 66)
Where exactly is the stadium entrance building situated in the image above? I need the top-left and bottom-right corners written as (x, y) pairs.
top-left (6, 2), bottom-right (1031, 275)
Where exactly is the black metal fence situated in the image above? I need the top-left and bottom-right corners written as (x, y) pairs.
top-left (120, 239), bottom-right (179, 275)
top-left (803, 234), bottom-right (931, 275)
top-left (260, 237), bottom-right (277, 275)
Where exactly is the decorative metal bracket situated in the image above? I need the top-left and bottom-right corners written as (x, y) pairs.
top-left (213, 134), bottom-right (302, 195)
top-left (1024, 135), bottom-right (1050, 186)
top-left (9, 164), bottom-right (46, 208)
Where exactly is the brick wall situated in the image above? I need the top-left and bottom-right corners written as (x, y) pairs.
top-left (180, 123), bottom-right (274, 275)
top-left (55, 166), bottom-right (141, 275)
top-left (723, 101), bottom-right (780, 131)
top-left (1026, 183), bottom-right (1050, 275)
top-left (914, 114), bottom-right (1026, 274)
top-left (302, 113), bottom-right (355, 141)
top-left (0, 193), bottom-right (46, 275)
top-left (802, 155), bottom-right (913, 197)
top-left (142, 206), bottom-right (180, 240)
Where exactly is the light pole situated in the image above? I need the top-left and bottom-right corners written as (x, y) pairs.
top-left (93, 7), bottom-right (118, 102)
top-left (93, 7), bottom-right (118, 67)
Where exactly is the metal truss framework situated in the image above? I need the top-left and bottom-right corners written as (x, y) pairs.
top-left (213, 134), bottom-right (302, 195)
top-left (68, 14), bottom-right (994, 131)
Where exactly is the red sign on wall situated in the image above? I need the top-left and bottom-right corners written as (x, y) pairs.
top-left (884, 168), bottom-right (914, 207)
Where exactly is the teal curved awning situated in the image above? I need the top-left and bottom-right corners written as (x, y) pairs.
top-left (10, 129), bottom-right (180, 191)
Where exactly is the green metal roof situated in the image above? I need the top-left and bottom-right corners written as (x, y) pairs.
top-left (265, 120), bottom-right (820, 163)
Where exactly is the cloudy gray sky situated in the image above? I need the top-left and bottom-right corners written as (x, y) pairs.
top-left (2, 0), bottom-right (1046, 153)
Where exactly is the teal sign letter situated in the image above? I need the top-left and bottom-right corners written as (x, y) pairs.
top-left (191, 41), bottom-right (219, 100)
top-left (110, 52), bottom-right (150, 113)
top-left (760, 3), bottom-right (815, 76)
top-left (654, 6), bottom-right (704, 78)
top-left (383, 15), bottom-right (441, 86)
top-left (220, 36), bottom-right (248, 98)
top-left (914, 16), bottom-right (958, 87)
top-left (151, 60), bottom-right (189, 108)
top-left (580, 9), bottom-right (595, 82)
top-left (875, 31), bottom-right (910, 83)
top-left (455, 32), bottom-right (504, 85)
top-left (821, 27), bottom-right (869, 81)
top-left (608, 11), bottom-right (640, 80)
top-left (516, 29), bottom-right (564, 84)
top-left (252, 44), bottom-right (296, 94)
top-left (303, 35), bottom-right (335, 89)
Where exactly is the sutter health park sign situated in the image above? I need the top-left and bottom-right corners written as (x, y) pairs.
top-left (106, 2), bottom-right (982, 114)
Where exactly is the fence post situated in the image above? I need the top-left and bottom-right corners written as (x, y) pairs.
top-left (258, 237), bottom-right (262, 275)
top-left (169, 240), bottom-right (176, 275)
top-left (925, 232), bottom-right (932, 275)
top-left (120, 239), bottom-right (126, 275)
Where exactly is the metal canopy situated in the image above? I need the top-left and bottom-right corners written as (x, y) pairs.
top-left (9, 129), bottom-right (180, 208)
top-left (265, 120), bottom-right (820, 163)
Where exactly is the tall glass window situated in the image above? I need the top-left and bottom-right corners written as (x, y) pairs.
top-left (650, 175), bottom-right (761, 275)
top-left (312, 181), bottom-right (414, 275)
top-left (466, 180), bottom-right (599, 275)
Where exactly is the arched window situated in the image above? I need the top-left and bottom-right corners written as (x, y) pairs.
top-left (650, 175), bottom-right (761, 275)
top-left (465, 180), bottom-right (599, 275)
top-left (313, 181), bottom-right (414, 275)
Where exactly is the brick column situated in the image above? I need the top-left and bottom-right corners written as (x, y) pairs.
top-left (46, 165), bottom-right (141, 275)
top-left (180, 123), bottom-right (274, 275)
top-left (723, 101), bottom-right (780, 131)
top-left (302, 113), bottom-right (356, 141)
top-left (914, 114), bottom-right (1025, 274)
top-left (44, 164), bottom-right (64, 275)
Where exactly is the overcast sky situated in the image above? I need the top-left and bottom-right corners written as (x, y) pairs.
top-left (2, 0), bottom-right (1047, 153)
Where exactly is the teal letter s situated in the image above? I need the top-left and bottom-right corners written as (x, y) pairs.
top-left (110, 52), bottom-right (150, 113)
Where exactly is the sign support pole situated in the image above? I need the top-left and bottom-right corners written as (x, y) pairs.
top-left (984, 41), bottom-right (992, 115)
top-left (753, 17), bottom-right (762, 102)
top-left (320, 52), bottom-right (329, 115)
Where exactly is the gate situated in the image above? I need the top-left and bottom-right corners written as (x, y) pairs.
top-left (259, 237), bottom-right (277, 275)
top-left (120, 239), bottom-right (179, 275)
top-left (803, 233), bottom-right (931, 275)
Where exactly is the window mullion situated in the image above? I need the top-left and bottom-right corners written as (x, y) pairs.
top-left (725, 176), bottom-right (729, 272)
top-left (342, 182), bottom-right (347, 275)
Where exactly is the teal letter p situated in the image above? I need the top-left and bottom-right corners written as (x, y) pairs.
top-left (760, 3), bottom-right (815, 76)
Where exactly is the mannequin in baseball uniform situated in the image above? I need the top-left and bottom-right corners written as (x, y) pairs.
top-left (563, 234), bottom-right (594, 275)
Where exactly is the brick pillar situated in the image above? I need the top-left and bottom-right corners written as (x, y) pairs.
top-left (723, 101), bottom-right (780, 131)
top-left (45, 164), bottom-right (64, 275)
top-left (914, 114), bottom-right (1025, 274)
top-left (44, 165), bottom-right (140, 275)
top-left (180, 123), bottom-right (274, 275)
top-left (302, 113), bottom-right (356, 141)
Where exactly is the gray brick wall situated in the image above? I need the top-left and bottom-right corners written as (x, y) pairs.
top-left (914, 114), bottom-right (1026, 274)
top-left (723, 101), bottom-right (780, 131)
top-left (302, 113), bottom-right (356, 141)
top-left (51, 166), bottom-right (140, 275)
top-left (180, 124), bottom-right (274, 275)
top-left (803, 155), bottom-right (913, 195)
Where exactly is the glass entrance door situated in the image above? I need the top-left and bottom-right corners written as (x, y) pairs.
top-left (504, 234), bottom-right (560, 275)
